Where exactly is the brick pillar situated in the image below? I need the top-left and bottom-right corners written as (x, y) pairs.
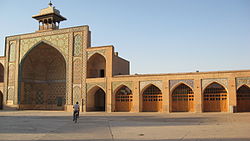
top-left (106, 78), bottom-right (112, 113)
top-left (162, 79), bottom-right (169, 113)
top-left (132, 80), bottom-right (140, 112)
top-left (194, 78), bottom-right (202, 113)
top-left (228, 77), bottom-right (237, 113)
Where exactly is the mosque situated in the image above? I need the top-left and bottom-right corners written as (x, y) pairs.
top-left (0, 3), bottom-right (250, 113)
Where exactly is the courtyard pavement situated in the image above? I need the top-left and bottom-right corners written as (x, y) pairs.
top-left (0, 111), bottom-right (250, 141)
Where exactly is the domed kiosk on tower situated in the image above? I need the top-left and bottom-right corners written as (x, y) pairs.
top-left (0, 3), bottom-right (250, 113)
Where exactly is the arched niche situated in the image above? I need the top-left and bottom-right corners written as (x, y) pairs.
top-left (171, 83), bottom-right (194, 112)
top-left (141, 84), bottom-right (162, 112)
top-left (19, 42), bottom-right (66, 110)
top-left (203, 82), bottom-right (228, 112)
top-left (87, 53), bottom-right (106, 78)
top-left (87, 86), bottom-right (106, 112)
top-left (114, 85), bottom-right (133, 112)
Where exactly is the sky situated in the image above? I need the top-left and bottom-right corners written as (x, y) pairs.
top-left (0, 0), bottom-right (249, 74)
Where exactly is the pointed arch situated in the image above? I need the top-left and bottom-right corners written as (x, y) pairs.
top-left (170, 81), bottom-right (194, 94)
top-left (19, 42), bottom-right (66, 110)
top-left (114, 85), bottom-right (133, 112)
top-left (237, 85), bottom-right (250, 112)
top-left (141, 83), bottom-right (160, 94)
top-left (202, 81), bottom-right (228, 94)
top-left (87, 53), bottom-right (106, 78)
top-left (171, 83), bottom-right (194, 112)
top-left (203, 82), bottom-right (228, 112)
top-left (87, 83), bottom-right (106, 93)
top-left (21, 41), bottom-right (66, 63)
top-left (237, 83), bottom-right (250, 90)
top-left (141, 84), bottom-right (162, 112)
top-left (87, 86), bottom-right (106, 112)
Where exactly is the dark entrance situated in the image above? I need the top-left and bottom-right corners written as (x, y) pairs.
top-left (94, 89), bottom-right (106, 111)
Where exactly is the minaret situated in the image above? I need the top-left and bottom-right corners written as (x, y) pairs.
top-left (32, 1), bottom-right (67, 31)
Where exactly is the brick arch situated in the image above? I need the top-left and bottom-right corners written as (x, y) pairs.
top-left (114, 84), bottom-right (131, 94)
top-left (21, 40), bottom-right (67, 63)
top-left (236, 85), bottom-right (250, 112)
top-left (202, 81), bottom-right (228, 94)
top-left (171, 83), bottom-right (194, 112)
top-left (140, 81), bottom-right (162, 93)
top-left (87, 84), bottom-right (106, 93)
top-left (140, 83), bottom-right (162, 95)
top-left (203, 82), bottom-right (228, 112)
top-left (141, 84), bottom-right (162, 112)
top-left (87, 86), bottom-right (106, 112)
top-left (87, 53), bottom-right (106, 78)
top-left (87, 51), bottom-right (106, 60)
top-left (114, 85), bottom-right (133, 112)
top-left (170, 82), bottom-right (194, 94)
top-left (237, 83), bottom-right (250, 90)
top-left (19, 41), bottom-right (66, 110)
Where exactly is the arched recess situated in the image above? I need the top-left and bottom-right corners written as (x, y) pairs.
top-left (171, 83), bottom-right (194, 112)
top-left (0, 63), bottom-right (4, 82)
top-left (19, 42), bottom-right (66, 110)
top-left (114, 85), bottom-right (133, 112)
top-left (141, 84), bottom-right (162, 112)
top-left (0, 91), bottom-right (3, 109)
top-left (237, 85), bottom-right (250, 112)
top-left (203, 82), bottom-right (228, 112)
top-left (87, 86), bottom-right (106, 112)
top-left (87, 53), bottom-right (106, 78)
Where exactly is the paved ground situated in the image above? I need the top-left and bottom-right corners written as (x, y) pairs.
top-left (0, 111), bottom-right (250, 141)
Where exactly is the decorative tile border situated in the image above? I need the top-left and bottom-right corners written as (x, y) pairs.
top-left (112, 81), bottom-right (133, 92)
top-left (87, 50), bottom-right (106, 59)
top-left (7, 26), bottom-right (87, 41)
top-left (202, 78), bottom-right (228, 91)
top-left (20, 34), bottom-right (69, 62)
top-left (236, 77), bottom-right (250, 89)
top-left (169, 79), bottom-right (194, 91)
top-left (140, 80), bottom-right (162, 92)
top-left (73, 33), bottom-right (83, 56)
top-left (86, 82), bottom-right (106, 92)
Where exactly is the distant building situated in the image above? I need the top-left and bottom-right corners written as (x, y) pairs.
top-left (0, 3), bottom-right (250, 113)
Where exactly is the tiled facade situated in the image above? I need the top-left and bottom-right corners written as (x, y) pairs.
top-left (0, 3), bottom-right (250, 113)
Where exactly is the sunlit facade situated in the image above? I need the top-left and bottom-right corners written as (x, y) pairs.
top-left (0, 3), bottom-right (250, 113)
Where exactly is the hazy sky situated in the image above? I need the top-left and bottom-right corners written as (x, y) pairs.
top-left (0, 0), bottom-right (249, 74)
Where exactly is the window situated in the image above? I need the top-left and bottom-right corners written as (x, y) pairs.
top-left (100, 69), bottom-right (105, 77)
